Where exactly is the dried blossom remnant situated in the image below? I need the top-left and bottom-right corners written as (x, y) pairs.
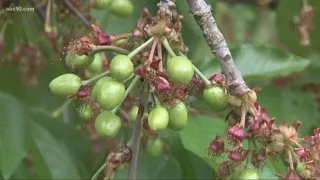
top-left (251, 149), bottom-right (267, 169)
top-left (92, 25), bottom-right (112, 45)
top-left (227, 147), bottom-right (249, 162)
top-left (227, 125), bottom-right (245, 144)
top-left (207, 135), bottom-right (225, 156)
top-left (219, 161), bottom-right (232, 178)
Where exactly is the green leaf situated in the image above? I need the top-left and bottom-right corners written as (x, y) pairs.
top-left (195, 44), bottom-right (310, 82)
top-left (29, 108), bottom-right (94, 178)
top-left (114, 152), bottom-right (182, 179)
top-left (276, 0), bottom-right (320, 56)
top-left (31, 121), bottom-right (81, 179)
top-left (167, 130), bottom-right (217, 179)
top-left (258, 85), bottom-right (318, 135)
top-left (0, 93), bottom-right (30, 179)
top-left (179, 115), bottom-right (227, 169)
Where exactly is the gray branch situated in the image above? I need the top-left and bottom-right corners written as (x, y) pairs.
top-left (187, 0), bottom-right (250, 95)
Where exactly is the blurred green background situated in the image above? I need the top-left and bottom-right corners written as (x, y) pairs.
top-left (0, 0), bottom-right (319, 179)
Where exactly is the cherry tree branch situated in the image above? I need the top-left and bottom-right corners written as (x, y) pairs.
top-left (187, 0), bottom-right (250, 96)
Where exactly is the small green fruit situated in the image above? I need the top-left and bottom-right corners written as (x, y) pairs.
top-left (77, 103), bottom-right (93, 120)
top-left (148, 106), bottom-right (169, 131)
top-left (167, 100), bottom-right (188, 131)
top-left (97, 80), bottom-right (125, 110)
top-left (146, 138), bottom-right (164, 157)
top-left (236, 168), bottom-right (260, 180)
top-left (167, 56), bottom-right (194, 85)
top-left (109, 54), bottom-right (134, 82)
top-left (66, 53), bottom-right (94, 69)
top-left (129, 106), bottom-right (139, 122)
top-left (203, 86), bottom-right (228, 112)
top-left (91, 77), bottom-right (113, 101)
top-left (110, 0), bottom-right (134, 17)
top-left (94, 0), bottom-right (113, 9)
top-left (95, 111), bottom-right (122, 137)
top-left (88, 53), bottom-right (103, 73)
top-left (49, 73), bottom-right (81, 97)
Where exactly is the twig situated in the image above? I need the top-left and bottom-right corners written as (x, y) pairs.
top-left (63, 0), bottom-right (92, 27)
top-left (127, 83), bottom-right (148, 180)
top-left (187, 0), bottom-right (250, 96)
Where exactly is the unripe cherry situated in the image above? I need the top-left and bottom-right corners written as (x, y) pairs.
top-left (97, 79), bottom-right (125, 110)
top-left (94, 111), bottom-right (122, 137)
top-left (49, 73), bottom-right (81, 97)
top-left (88, 53), bottom-right (103, 73)
top-left (167, 99), bottom-right (188, 131)
top-left (167, 56), bottom-right (194, 85)
top-left (110, 0), bottom-right (134, 17)
top-left (66, 53), bottom-right (94, 69)
top-left (109, 54), bottom-right (134, 82)
top-left (146, 138), bottom-right (164, 157)
top-left (148, 106), bottom-right (169, 131)
top-left (203, 85), bottom-right (228, 112)
top-left (91, 76), bottom-right (113, 101)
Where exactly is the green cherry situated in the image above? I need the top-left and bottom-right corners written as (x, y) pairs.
top-left (167, 99), bottom-right (188, 131)
top-left (91, 76), bottom-right (113, 101)
top-left (203, 85), bottom-right (228, 112)
top-left (77, 103), bottom-right (93, 120)
top-left (94, 0), bottom-right (113, 10)
top-left (94, 111), bottom-right (122, 137)
top-left (49, 73), bottom-right (81, 97)
top-left (65, 53), bottom-right (94, 69)
top-left (88, 53), bottom-right (103, 73)
top-left (129, 106), bottom-right (139, 122)
top-left (110, 0), bottom-right (134, 17)
top-left (146, 138), bottom-right (164, 157)
top-left (148, 106), bottom-right (169, 131)
top-left (109, 54), bottom-right (134, 82)
top-left (97, 79), bottom-right (125, 110)
top-left (167, 56), bottom-right (194, 85)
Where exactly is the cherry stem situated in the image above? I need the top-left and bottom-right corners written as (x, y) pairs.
top-left (145, 37), bottom-right (160, 70)
top-left (110, 33), bottom-right (133, 41)
top-left (157, 42), bottom-right (164, 72)
top-left (44, 0), bottom-right (52, 33)
top-left (81, 70), bottom-right (110, 86)
top-left (162, 37), bottom-right (176, 57)
top-left (91, 163), bottom-right (106, 180)
top-left (245, 141), bottom-right (253, 168)
top-left (287, 149), bottom-right (294, 170)
top-left (239, 102), bottom-right (247, 128)
top-left (177, 51), bottom-right (211, 87)
top-left (127, 83), bottom-right (149, 180)
top-left (291, 140), bottom-right (302, 148)
top-left (153, 93), bottom-right (161, 107)
top-left (90, 45), bottom-right (130, 56)
top-left (52, 98), bottom-right (73, 118)
top-left (111, 75), bottom-right (141, 114)
top-left (127, 37), bottom-right (156, 59)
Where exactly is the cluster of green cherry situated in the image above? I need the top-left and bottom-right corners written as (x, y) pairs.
top-left (49, 11), bottom-right (229, 158)
top-left (93, 0), bottom-right (134, 18)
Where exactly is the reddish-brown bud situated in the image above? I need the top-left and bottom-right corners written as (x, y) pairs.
top-left (209, 73), bottom-right (225, 86)
top-left (228, 147), bottom-right (249, 162)
top-left (207, 135), bottom-right (225, 156)
top-left (92, 25), bottom-right (111, 45)
top-left (219, 161), bottom-right (232, 178)
top-left (227, 125), bottom-right (245, 143)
